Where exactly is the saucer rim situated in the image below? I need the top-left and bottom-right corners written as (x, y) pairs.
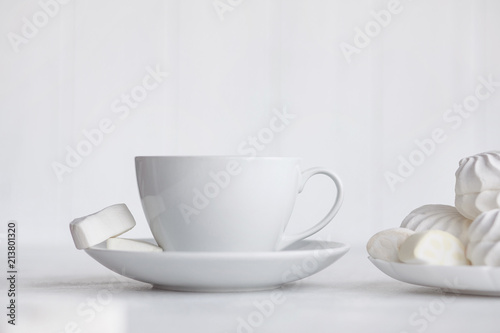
top-left (368, 256), bottom-right (500, 271)
top-left (86, 238), bottom-right (350, 259)
top-left (368, 256), bottom-right (500, 296)
top-left (84, 238), bottom-right (351, 292)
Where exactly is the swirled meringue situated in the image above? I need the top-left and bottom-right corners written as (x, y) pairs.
top-left (455, 151), bottom-right (500, 195)
top-left (366, 228), bottom-right (415, 262)
top-left (466, 241), bottom-right (500, 266)
top-left (468, 209), bottom-right (500, 242)
top-left (455, 190), bottom-right (500, 220)
top-left (398, 230), bottom-right (468, 266)
top-left (400, 204), bottom-right (472, 244)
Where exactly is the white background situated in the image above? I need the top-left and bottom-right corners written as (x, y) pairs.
top-left (2, 0), bottom-right (500, 248)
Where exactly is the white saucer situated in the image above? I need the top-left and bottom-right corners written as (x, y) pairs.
top-left (85, 239), bottom-right (349, 292)
top-left (369, 257), bottom-right (500, 296)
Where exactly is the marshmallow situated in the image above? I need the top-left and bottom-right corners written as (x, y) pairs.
top-left (455, 190), bottom-right (500, 220)
top-left (466, 241), bottom-right (500, 266)
top-left (106, 238), bottom-right (162, 252)
top-left (366, 228), bottom-right (415, 262)
top-left (400, 204), bottom-right (472, 244)
top-left (398, 230), bottom-right (468, 266)
top-left (70, 204), bottom-right (136, 249)
top-left (455, 151), bottom-right (500, 195)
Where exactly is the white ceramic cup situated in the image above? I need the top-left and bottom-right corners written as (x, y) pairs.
top-left (135, 156), bottom-right (343, 252)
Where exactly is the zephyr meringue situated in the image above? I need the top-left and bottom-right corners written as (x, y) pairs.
top-left (466, 209), bottom-right (500, 266)
top-left (455, 151), bottom-right (500, 195)
top-left (398, 230), bottom-right (468, 266)
top-left (366, 228), bottom-right (415, 262)
top-left (455, 190), bottom-right (500, 220)
top-left (455, 151), bottom-right (500, 219)
top-left (400, 204), bottom-right (472, 244)
top-left (467, 209), bottom-right (500, 243)
top-left (466, 241), bottom-right (500, 266)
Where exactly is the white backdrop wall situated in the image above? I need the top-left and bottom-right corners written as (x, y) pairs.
top-left (1, 0), bottom-right (500, 248)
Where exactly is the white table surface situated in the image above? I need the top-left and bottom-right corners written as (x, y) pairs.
top-left (5, 241), bottom-right (500, 333)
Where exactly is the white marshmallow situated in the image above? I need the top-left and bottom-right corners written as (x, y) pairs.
top-left (455, 190), bottom-right (500, 220)
top-left (70, 204), bottom-right (136, 249)
top-left (366, 228), bottom-right (415, 262)
top-left (466, 241), bottom-right (500, 266)
top-left (468, 209), bottom-right (500, 242)
top-left (400, 204), bottom-right (472, 244)
top-left (455, 151), bottom-right (500, 195)
top-left (106, 238), bottom-right (162, 252)
top-left (398, 230), bottom-right (468, 266)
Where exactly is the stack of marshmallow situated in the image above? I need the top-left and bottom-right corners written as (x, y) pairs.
top-left (69, 204), bottom-right (162, 252)
top-left (368, 151), bottom-right (500, 266)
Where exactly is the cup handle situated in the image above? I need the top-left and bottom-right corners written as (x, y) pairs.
top-left (277, 167), bottom-right (344, 250)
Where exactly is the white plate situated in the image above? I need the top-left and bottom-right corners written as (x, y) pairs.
top-left (369, 257), bottom-right (500, 296)
top-left (85, 239), bottom-right (349, 292)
